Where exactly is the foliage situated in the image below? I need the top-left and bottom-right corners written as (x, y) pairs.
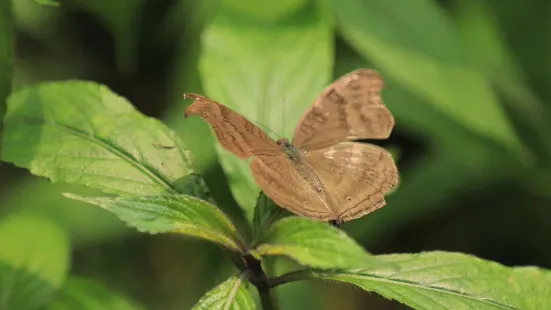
top-left (46, 277), bottom-right (141, 310)
top-left (1, 0), bottom-right (550, 309)
top-left (0, 213), bottom-right (68, 309)
top-left (0, 0), bottom-right (12, 158)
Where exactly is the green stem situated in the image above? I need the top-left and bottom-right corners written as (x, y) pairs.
top-left (258, 284), bottom-right (276, 310)
top-left (243, 254), bottom-right (276, 310)
top-left (268, 269), bottom-right (313, 288)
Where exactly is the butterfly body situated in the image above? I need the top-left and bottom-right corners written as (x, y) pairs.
top-left (276, 138), bottom-right (329, 201)
top-left (277, 138), bottom-right (300, 162)
top-left (184, 69), bottom-right (398, 223)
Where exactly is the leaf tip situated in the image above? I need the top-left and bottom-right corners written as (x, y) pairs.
top-left (62, 193), bottom-right (111, 210)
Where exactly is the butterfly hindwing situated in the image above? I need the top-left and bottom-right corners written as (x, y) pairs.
top-left (305, 142), bottom-right (398, 222)
top-left (250, 155), bottom-right (334, 221)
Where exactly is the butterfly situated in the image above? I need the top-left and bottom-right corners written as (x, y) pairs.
top-left (184, 69), bottom-right (398, 224)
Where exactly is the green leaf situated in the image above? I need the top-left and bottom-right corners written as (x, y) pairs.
top-left (0, 213), bottom-right (70, 309)
top-left (0, 262), bottom-right (56, 310)
top-left (221, 0), bottom-right (309, 22)
top-left (0, 0), bottom-right (13, 158)
top-left (192, 275), bottom-right (256, 310)
top-left (65, 194), bottom-right (245, 253)
top-left (198, 5), bottom-right (333, 219)
top-left (254, 217), bottom-right (375, 269)
top-left (252, 192), bottom-right (291, 241)
top-left (72, 0), bottom-right (143, 74)
top-left (455, 0), bottom-right (551, 162)
top-left (332, 0), bottom-right (526, 160)
top-left (32, 0), bottom-right (60, 6)
top-left (309, 251), bottom-right (551, 310)
top-left (162, 0), bottom-right (252, 234)
top-left (46, 277), bottom-right (141, 310)
top-left (1, 81), bottom-right (209, 199)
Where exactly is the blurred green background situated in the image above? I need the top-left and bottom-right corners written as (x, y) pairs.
top-left (1, 0), bottom-right (551, 309)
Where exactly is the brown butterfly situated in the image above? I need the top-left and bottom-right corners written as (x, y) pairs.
top-left (184, 69), bottom-right (398, 224)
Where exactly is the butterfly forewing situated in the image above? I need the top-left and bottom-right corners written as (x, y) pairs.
top-left (305, 142), bottom-right (399, 222)
top-left (184, 94), bottom-right (280, 158)
top-left (292, 69), bottom-right (394, 151)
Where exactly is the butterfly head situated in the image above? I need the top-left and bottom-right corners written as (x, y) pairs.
top-left (277, 138), bottom-right (300, 161)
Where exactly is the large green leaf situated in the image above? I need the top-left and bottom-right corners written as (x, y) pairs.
top-left (455, 0), bottom-right (551, 162)
top-left (254, 217), bottom-right (376, 269)
top-left (0, 0), bottom-right (13, 157)
top-left (331, 0), bottom-right (526, 160)
top-left (307, 251), bottom-right (551, 310)
top-left (46, 277), bottom-right (141, 310)
top-left (192, 275), bottom-right (256, 310)
top-left (198, 5), bottom-right (333, 219)
top-left (0, 213), bottom-right (69, 309)
top-left (65, 194), bottom-right (245, 253)
top-left (1, 81), bottom-right (209, 199)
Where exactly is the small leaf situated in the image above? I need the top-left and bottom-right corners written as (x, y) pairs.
top-left (65, 194), bottom-right (245, 253)
top-left (1, 81), bottom-right (209, 199)
top-left (46, 277), bottom-right (141, 310)
top-left (332, 0), bottom-right (526, 160)
top-left (252, 192), bottom-right (291, 241)
top-left (310, 251), bottom-right (551, 310)
top-left (192, 275), bottom-right (256, 310)
top-left (254, 217), bottom-right (375, 269)
top-left (0, 213), bottom-right (70, 309)
top-left (198, 6), bottom-right (333, 219)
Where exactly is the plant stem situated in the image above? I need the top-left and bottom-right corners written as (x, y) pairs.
top-left (268, 269), bottom-right (313, 288)
top-left (258, 281), bottom-right (276, 310)
top-left (243, 254), bottom-right (276, 310)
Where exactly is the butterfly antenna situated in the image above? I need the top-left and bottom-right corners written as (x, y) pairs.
top-left (251, 120), bottom-right (281, 140)
top-left (281, 96), bottom-right (286, 138)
